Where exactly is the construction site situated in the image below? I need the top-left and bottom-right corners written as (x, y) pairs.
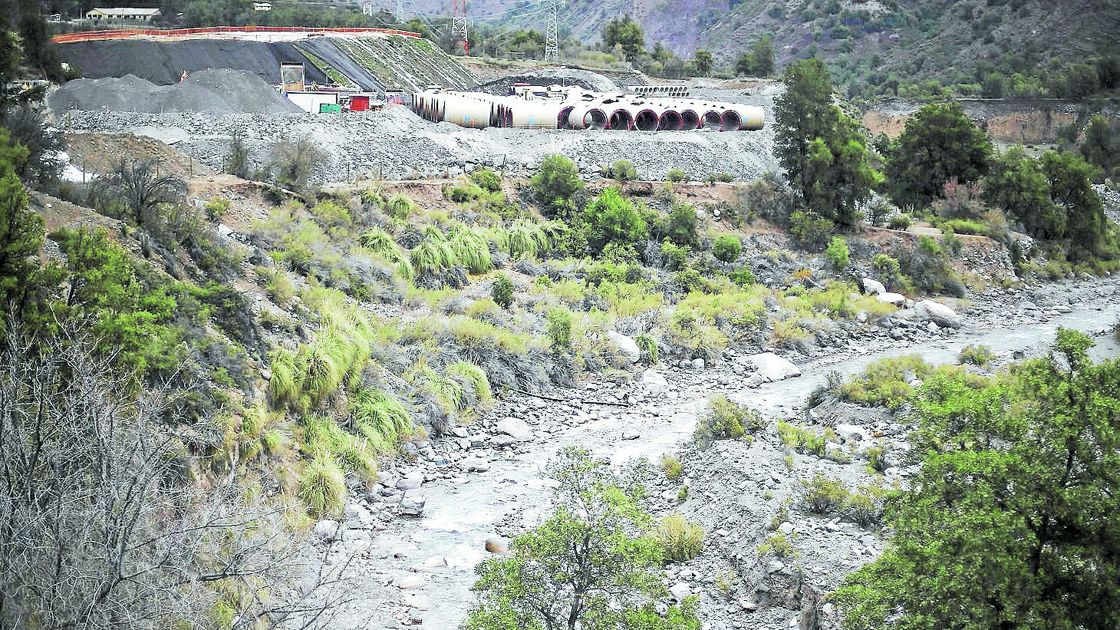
top-left (47, 26), bottom-right (778, 183)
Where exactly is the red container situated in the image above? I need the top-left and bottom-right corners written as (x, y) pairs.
top-left (349, 95), bottom-right (370, 111)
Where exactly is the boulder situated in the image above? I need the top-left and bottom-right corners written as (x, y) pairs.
top-left (915, 299), bottom-right (962, 329)
top-left (396, 574), bottom-right (426, 589)
top-left (495, 417), bottom-right (533, 442)
top-left (835, 423), bottom-right (866, 443)
top-left (861, 278), bottom-right (886, 295)
top-left (669, 582), bottom-right (692, 602)
top-left (876, 291), bottom-right (906, 306)
top-left (462, 456), bottom-right (490, 472)
top-left (399, 495), bottom-right (426, 517)
top-left (640, 369), bottom-right (668, 395)
top-left (745, 352), bottom-right (801, 382)
top-left (313, 519), bottom-right (341, 541)
top-left (485, 536), bottom-right (509, 554)
top-left (607, 330), bottom-right (641, 363)
top-left (396, 471), bottom-right (424, 490)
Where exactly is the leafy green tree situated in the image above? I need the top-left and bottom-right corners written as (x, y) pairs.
top-left (835, 329), bottom-right (1120, 629)
top-left (1079, 114), bottom-right (1119, 177)
top-left (655, 200), bottom-right (698, 247)
top-left (1040, 149), bottom-right (1107, 261)
top-left (465, 447), bottom-right (700, 630)
top-left (983, 146), bottom-right (1062, 239)
top-left (750, 35), bottom-right (774, 76)
top-left (0, 131), bottom-right (41, 305)
top-left (886, 102), bottom-right (991, 209)
top-left (602, 16), bottom-right (645, 61)
top-left (691, 49), bottom-right (713, 77)
top-left (531, 154), bottom-right (584, 220)
top-left (582, 187), bottom-right (647, 254)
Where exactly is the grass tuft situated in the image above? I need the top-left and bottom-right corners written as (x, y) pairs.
top-left (299, 456), bottom-right (346, 518)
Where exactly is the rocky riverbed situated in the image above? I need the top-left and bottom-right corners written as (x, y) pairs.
top-left (293, 273), bottom-right (1120, 629)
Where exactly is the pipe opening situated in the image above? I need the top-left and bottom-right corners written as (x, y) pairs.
top-left (583, 108), bottom-right (607, 130)
top-left (680, 109), bottom-right (700, 129)
top-left (658, 110), bottom-right (684, 131)
top-left (634, 109), bottom-right (658, 131)
top-left (720, 110), bottom-right (742, 132)
top-left (608, 109), bottom-right (633, 130)
top-left (558, 106), bottom-right (575, 129)
top-left (701, 111), bottom-right (722, 130)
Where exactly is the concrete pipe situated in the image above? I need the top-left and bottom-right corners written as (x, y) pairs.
top-left (442, 94), bottom-right (493, 128)
top-left (608, 107), bottom-right (633, 130)
top-left (731, 105), bottom-right (765, 130)
top-left (657, 106), bottom-right (685, 130)
top-left (632, 107), bottom-right (659, 131)
top-left (511, 100), bottom-right (564, 129)
top-left (558, 105), bottom-right (575, 129)
top-left (679, 108), bottom-right (700, 129)
top-left (700, 109), bottom-right (723, 130)
top-left (568, 104), bottom-right (608, 130)
top-left (720, 108), bottom-right (742, 132)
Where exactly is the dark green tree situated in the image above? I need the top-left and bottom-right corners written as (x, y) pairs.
top-left (464, 447), bottom-right (700, 630)
top-left (531, 154), bottom-right (584, 219)
top-left (602, 16), bottom-right (645, 61)
top-left (691, 49), bottom-right (713, 77)
top-left (0, 130), bottom-right (42, 304)
top-left (750, 35), bottom-right (774, 76)
top-left (835, 329), bottom-right (1120, 629)
top-left (983, 146), bottom-right (1063, 239)
top-left (582, 187), bottom-right (647, 254)
top-left (1079, 114), bottom-right (1119, 177)
top-left (885, 102), bottom-right (991, 209)
top-left (1040, 149), bottom-right (1106, 261)
top-left (775, 59), bottom-right (839, 205)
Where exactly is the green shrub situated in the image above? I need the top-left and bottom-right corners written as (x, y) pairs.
top-left (655, 514), bottom-right (705, 563)
top-left (204, 197), bottom-right (230, 222)
top-left (583, 188), bottom-right (648, 254)
top-left (959, 343), bottom-right (995, 367)
top-left (776, 421), bottom-right (836, 457)
top-left (660, 454), bottom-right (683, 480)
top-left (358, 227), bottom-right (413, 279)
top-left (802, 472), bottom-right (848, 514)
top-left (546, 307), bottom-right (573, 351)
top-left (757, 532), bottom-right (794, 558)
top-left (657, 200), bottom-right (700, 247)
top-left (411, 232), bottom-right (459, 279)
top-left (694, 395), bottom-right (761, 446)
top-left (532, 154), bottom-right (584, 219)
top-left (449, 228), bottom-right (493, 274)
top-left (938, 218), bottom-right (988, 235)
top-left (707, 172), bottom-right (735, 184)
top-left (447, 361), bottom-right (494, 405)
top-left (825, 236), bottom-right (850, 271)
top-left (660, 240), bottom-right (690, 271)
top-left (666, 168), bottom-right (687, 182)
top-left (299, 457), bottom-right (346, 517)
top-left (872, 253), bottom-right (909, 292)
top-left (386, 193), bottom-right (415, 220)
top-left (713, 234), bottom-right (742, 263)
top-left (790, 210), bottom-right (834, 250)
top-left (839, 354), bottom-right (934, 408)
top-left (603, 159), bottom-right (638, 182)
top-left (903, 235), bottom-right (965, 297)
top-left (888, 214), bottom-right (912, 230)
top-left (636, 334), bottom-right (659, 364)
top-left (491, 273), bottom-right (514, 309)
top-left (470, 167), bottom-right (502, 193)
top-left (309, 200), bottom-right (351, 228)
top-left (498, 221), bottom-right (551, 259)
top-left (844, 484), bottom-right (885, 527)
top-left (729, 267), bottom-right (756, 286)
top-left (865, 445), bottom-right (888, 473)
top-left (352, 388), bottom-right (413, 452)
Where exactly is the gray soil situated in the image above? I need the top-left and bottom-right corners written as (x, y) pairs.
top-left (49, 70), bottom-right (300, 115)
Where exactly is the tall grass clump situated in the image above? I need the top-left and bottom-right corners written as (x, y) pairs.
top-left (447, 361), bottom-right (494, 405)
top-left (386, 193), bottom-right (415, 219)
top-left (655, 514), bottom-right (705, 563)
top-left (352, 388), bottom-right (413, 453)
top-left (302, 416), bottom-right (378, 482)
top-left (359, 227), bottom-right (413, 279)
top-left (406, 361), bottom-right (466, 417)
top-left (449, 228), bottom-right (493, 273)
top-left (299, 456), bottom-right (347, 517)
top-left (410, 232), bottom-right (459, 278)
top-left (499, 221), bottom-right (551, 259)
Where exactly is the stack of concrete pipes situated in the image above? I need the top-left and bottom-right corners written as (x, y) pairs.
top-left (411, 87), bottom-right (764, 132)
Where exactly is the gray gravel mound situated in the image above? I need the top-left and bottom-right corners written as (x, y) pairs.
top-left (478, 67), bottom-right (621, 94)
top-left (50, 70), bottom-right (299, 114)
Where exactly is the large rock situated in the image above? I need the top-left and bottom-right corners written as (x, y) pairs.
top-left (485, 536), bottom-right (509, 554)
top-left (745, 352), bottom-right (801, 382)
top-left (669, 582), bottom-right (692, 602)
top-left (396, 471), bottom-right (424, 490)
top-left (399, 494), bottom-right (426, 517)
top-left (495, 417), bottom-right (533, 441)
top-left (915, 299), bottom-right (962, 329)
top-left (876, 291), bottom-right (906, 306)
top-left (640, 369), bottom-right (668, 395)
top-left (607, 330), bottom-right (641, 363)
top-left (861, 278), bottom-right (886, 295)
top-left (313, 519), bottom-right (341, 542)
top-left (397, 574), bottom-right (426, 589)
top-left (462, 456), bottom-right (490, 472)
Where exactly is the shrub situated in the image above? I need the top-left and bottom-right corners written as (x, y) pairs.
top-left (204, 197), bottom-right (230, 222)
top-left (449, 229), bottom-right (493, 274)
top-left (959, 343), bottom-right (995, 366)
top-left (864, 445), bottom-right (887, 473)
top-left (636, 334), bottom-right (659, 364)
top-left (902, 235), bottom-right (965, 297)
top-left (844, 484), bottom-right (885, 527)
top-left (352, 388), bottom-right (413, 452)
top-left (694, 395), bottom-right (762, 447)
top-left (839, 354), bottom-right (934, 409)
top-left (583, 188), bottom-right (648, 254)
top-left (660, 454), bottom-right (682, 480)
top-left (411, 232), bottom-right (459, 279)
top-left (386, 193), bottom-right (415, 219)
top-left (707, 172), bottom-right (735, 184)
top-left (888, 213), bottom-right (912, 230)
top-left (498, 221), bottom-right (551, 259)
top-left (546, 307), bottom-right (573, 351)
top-left (603, 159), bottom-right (638, 182)
top-left (713, 234), bottom-right (742, 263)
top-left (939, 218), bottom-right (988, 235)
top-left (729, 267), bottom-right (756, 286)
top-left (776, 421), bottom-right (834, 457)
top-left (802, 472), bottom-right (848, 514)
top-left (825, 236), bottom-right (850, 271)
top-left (358, 227), bottom-right (413, 279)
top-left (758, 532), bottom-right (794, 558)
top-left (532, 154), bottom-right (584, 219)
top-left (299, 457), bottom-right (346, 517)
top-left (447, 182), bottom-right (484, 203)
top-left (470, 167), bottom-right (502, 193)
top-left (309, 200), bottom-right (351, 228)
top-left (789, 210), bottom-right (834, 250)
top-left (267, 137), bottom-right (325, 196)
top-left (872, 254), bottom-right (908, 292)
top-left (655, 514), bottom-right (705, 563)
top-left (666, 168), bottom-right (687, 182)
top-left (447, 361), bottom-right (494, 406)
top-left (656, 200), bottom-right (700, 247)
top-left (660, 240), bottom-right (690, 271)
top-left (491, 273), bottom-right (514, 309)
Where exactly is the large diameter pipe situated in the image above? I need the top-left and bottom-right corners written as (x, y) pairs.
top-left (441, 93), bottom-right (492, 128)
top-left (631, 106), bottom-right (659, 131)
top-left (568, 104), bottom-right (608, 130)
top-left (510, 100), bottom-right (565, 129)
top-left (732, 105), bottom-right (765, 130)
top-left (607, 107), bottom-right (633, 130)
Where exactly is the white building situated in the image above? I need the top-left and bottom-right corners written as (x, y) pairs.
top-left (253, 2), bottom-right (272, 11)
top-left (85, 7), bottom-right (161, 22)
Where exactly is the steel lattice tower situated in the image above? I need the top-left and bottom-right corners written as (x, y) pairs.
top-left (543, 0), bottom-right (559, 63)
top-left (395, 0), bottom-right (404, 22)
top-left (451, 0), bottom-right (470, 55)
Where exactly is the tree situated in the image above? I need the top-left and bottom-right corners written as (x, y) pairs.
top-left (531, 154), bottom-right (584, 219)
top-left (602, 16), bottom-right (645, 61)
top-left (983, 146), bottom-right (1062, 239)
top-left (835, 329), bottom-right (1120, 629)
top-left (268, 136), bottom-right (326, 196)
top-left (464, 447), bottom-right (700, 630)
top-left (91, 159), bottom-right (187, 226)
top-left (0, 130), bottom-right (40, 305)
top-left (1040, 149), bottom-right (1106, 261)
top-left (886, 102), bottom-right (992, 209)
top-left (582, 187), bottom-right (647, 254)
top-left (692, 49), bottom-right (713, 77)
top-left (225, 129), bottom-right (251, 179)
top-left (1, 106), bottom-right (65, 187)
top-left (16, 0), bottom-right (64, 82)
top-left (775, 59), bottom-right (839, 206)
top-left (751, 35), bottom-right (774, 76)
top-left (1079, 114), bottom-right (1119, 177)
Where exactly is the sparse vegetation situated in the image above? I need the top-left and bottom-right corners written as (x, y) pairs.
top-left (694, 395), bottom-right (762, 447)
top-left (655, 514), bottom-right (705, 563)
top-left (958, 343), bottom-right (995, 367)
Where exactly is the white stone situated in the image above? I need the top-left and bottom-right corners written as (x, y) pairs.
top-left (915, 299), bottom-right (962, 329)
top-left (607, 330), bottom-right (641, 363)
top-left (778, 522), bottom-right (794, 535)
top-left (495, 417), bottom-right (533, 441)
top-left (397, 471), bottom-right (424, 490)
top-left (835, 423), bottom-right (866, 443)
top-left (397, 574), bottom-right (426, 589)
top-left (861, 278), bottom-right (886, 295)
top-left (745, 352), bottom-right (801, 382)
top-left (313, 519), bottom-right (340, 541)
top-left (691, 358), bottom-right (706, 370)
top-left (640, 369), bottom-right (668, 395)
top-left (402, 591), bottom-right (431, 610)
top-left (669, 582), bottom-right (691, 601)
top-left (876, 291), bottom-right (906, 306)
top-left (462, 456), bottom-right (490, 472)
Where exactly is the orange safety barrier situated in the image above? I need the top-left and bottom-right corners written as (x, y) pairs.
top-left (51, 25), bottom-right (421, 44)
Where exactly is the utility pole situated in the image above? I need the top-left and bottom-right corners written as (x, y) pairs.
top-left (543, 0), bottom-right (559, 63)
top-left (395, 0), bottom-right (404, 23)
top-left (451, 0), bottom-right (469, 55)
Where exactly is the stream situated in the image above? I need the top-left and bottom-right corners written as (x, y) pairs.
top-left (326, 280), bottom-right (1120, 629)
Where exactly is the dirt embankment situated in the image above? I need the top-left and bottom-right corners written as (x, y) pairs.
top-left (863, 98), bottom-right (1119, 145)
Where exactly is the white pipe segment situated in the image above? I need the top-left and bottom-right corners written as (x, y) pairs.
top-left (731, 104), bottom-right (765, 130)
top-left (568, 103), bottom-right (608, 130)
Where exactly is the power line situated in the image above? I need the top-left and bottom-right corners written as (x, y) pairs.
top-left (543, 0), bottom-right (558, 63)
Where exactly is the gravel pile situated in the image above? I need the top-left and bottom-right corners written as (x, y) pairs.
top-left (50, 70), bottom-right (300, 115)
top-left (59, 86), bottom-right (779, 182)
top-left (478, 66), bottom-right (622, 94)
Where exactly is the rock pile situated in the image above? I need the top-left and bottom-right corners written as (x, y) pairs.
top-left (49, 70), bottom-right (300, 115)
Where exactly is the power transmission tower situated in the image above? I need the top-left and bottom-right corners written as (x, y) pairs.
top-left (395, 0), bottom-right (404, 22)
top-left (544, 0), bottom-right (559, 63)
top-left (451, 0), bottom-right (470, 55)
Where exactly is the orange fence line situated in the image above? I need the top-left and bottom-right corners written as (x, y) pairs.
top-left (52, 26), bottom-right (420, 44)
